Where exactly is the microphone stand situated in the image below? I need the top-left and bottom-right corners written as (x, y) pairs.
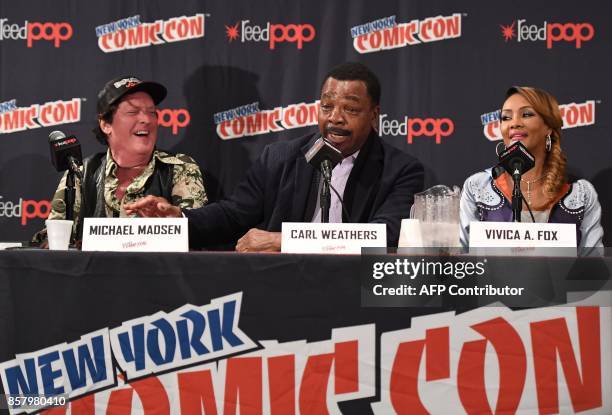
top-left (511, 167), bottom-right (523, 222)
top-left (65, 170), bottom-right (76, 222)
top-left (320, 159), bottom-right (332, 223)
top-left (65, 170), bottom-right (77, 245)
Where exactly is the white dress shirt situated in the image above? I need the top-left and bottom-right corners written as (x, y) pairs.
top-left (311, 152), bottom-right (358, 223)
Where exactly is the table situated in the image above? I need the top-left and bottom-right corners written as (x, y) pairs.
top-left (0, 250), bottom-right (610, 414)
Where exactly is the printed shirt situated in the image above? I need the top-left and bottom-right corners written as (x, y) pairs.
top-left (32, 149), bottom-right (207, 243)
top-left (459, 169), bottom-right (604, 255)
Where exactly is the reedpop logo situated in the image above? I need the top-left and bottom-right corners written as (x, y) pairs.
top-left (0, 195), bottom-right (51, 225)
top-left (157, 109), bottom-right (190, 135)
top-left (499, 19), bottom-right (594, 49)
top-left (224, 20), bottom-right (315, 49)
top-left (379, 114), bottom-right (454, 144)
top-left (0, 18), bottom-right (73, 48)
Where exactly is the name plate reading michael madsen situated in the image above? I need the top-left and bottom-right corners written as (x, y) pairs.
top-left (282, 222), bottom-right (386, 254)
top-left (82, 218), bottom-right (188, 252)
top-left (469, 221), bottom-right (576, 256)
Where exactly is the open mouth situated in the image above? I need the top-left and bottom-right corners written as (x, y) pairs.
top-left (509, 132), bottom-right (527, 141)
top-left (326, 127), bottom-right (350, 141)
top-left (133, 130), bottom-right (150, 137)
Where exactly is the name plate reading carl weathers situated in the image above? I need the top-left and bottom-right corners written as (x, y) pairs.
top-left (281, 222), bottom-right (386, 254)
top-left (469, 221), bottom-right (576, 256)
top-left (82, 218), bottom-right (188, 252)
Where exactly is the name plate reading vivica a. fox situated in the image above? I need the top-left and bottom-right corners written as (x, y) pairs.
top-left (469, 221), bottom-right (576, 256)
top-left (82, 218), bottom-right (188, 252)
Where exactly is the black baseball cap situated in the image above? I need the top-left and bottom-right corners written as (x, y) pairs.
top-left (97, 76), bottom-right (167, 115)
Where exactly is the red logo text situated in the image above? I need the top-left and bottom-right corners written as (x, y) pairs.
top-left (226, 20), bottom-right (316, 50)
top-left (98, 14), bottom-right (205, 53)
top-left (27, 22), bottom-right (73, 47)
top-left (353, 14), bottom-right (461, 54)
top-left (270, 23), bottom-right (315, 49)
top-left (500, 20), bottom-right (594, 49)
top-left (0, 98), bottom-right (82, 134)
top-left (547, 22), bottom-right (594, 49)
top-left (215, 101), bottom-right (319, 140)
top-left (157, 109), bottom-right (191, 135)
top-left (379, 114), bottom-right (455, 144)
top-left (482, 100), bottom-right (595, 141)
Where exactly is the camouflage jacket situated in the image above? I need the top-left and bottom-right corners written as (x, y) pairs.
top-left (32, 149), bottom-right (207, 244)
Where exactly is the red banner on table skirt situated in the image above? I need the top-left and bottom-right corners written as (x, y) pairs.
top-left (37, 303), bottom-right (610, 414)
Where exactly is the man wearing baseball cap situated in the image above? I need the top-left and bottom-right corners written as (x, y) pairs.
top-left (33, 75), bottom-right (207, 245)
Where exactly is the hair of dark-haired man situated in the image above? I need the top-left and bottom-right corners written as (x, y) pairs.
top-left (92, 102), bottom-right (120, 145)
top-left (322, 62), bottom-right (381, 105)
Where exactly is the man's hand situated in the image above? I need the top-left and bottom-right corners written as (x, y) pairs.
top-left (235, 228), bottom-right (281, 252)
top-left (124, 196), bottom-right (182, 218)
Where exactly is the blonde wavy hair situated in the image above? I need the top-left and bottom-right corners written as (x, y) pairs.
top-left (504, 86), bottom-right (567, 201)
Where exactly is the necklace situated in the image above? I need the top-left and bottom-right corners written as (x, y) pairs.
top-left (116, 162), bottom-right (148, 170)
top-left (521, 175), bottom-right (545, 205)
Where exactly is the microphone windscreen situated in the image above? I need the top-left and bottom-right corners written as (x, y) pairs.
top-left (49, 133), bottom-right (83, 172)
top-left (497, 141), bottom-right (535, 175)
top-left (305, 137), bottom-right (342, 169)
top-left (49, 130), bottom-right (66, 142)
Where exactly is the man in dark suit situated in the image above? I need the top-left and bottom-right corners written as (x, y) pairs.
top-left (125, 62), bottom-right (424, 250)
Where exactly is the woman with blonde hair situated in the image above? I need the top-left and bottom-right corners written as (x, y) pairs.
top-left (460, 86), bottom-right (603, 254)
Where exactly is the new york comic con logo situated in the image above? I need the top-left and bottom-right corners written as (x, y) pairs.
top-left (96, 13), bottom-right (207, 53)
top-left (224, 20), bottom-right (316, 49)
top-left (480, 99), bottom-right (596, 141)
top-left (0, 98), bottom-right (82, 134)
top-left (214, 101), bottom-right (319, 139)
top-left (351, 13), bottom-right (462, 54)
top-left (0, 295), bottom-right (606, 413)
top-left (499, 19), bottom-right (594, 49)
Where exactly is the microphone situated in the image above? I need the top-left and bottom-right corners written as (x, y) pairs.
top-left (49, 130), bottom-right (83, 180)
top-left (305, 137), bottom-right (343, 223)
top-left (305, 137), bottom-right (343, 181)
top-left (497, 141), bottom-right (535, 182)
top-left (497, 141), bottom-right (535, 222)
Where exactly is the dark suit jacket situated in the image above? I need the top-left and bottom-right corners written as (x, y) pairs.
top-left (185, 131), bottom-right (424, 247)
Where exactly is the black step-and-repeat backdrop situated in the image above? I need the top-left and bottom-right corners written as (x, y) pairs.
top-left (1, 0), bottom-right (610, 244)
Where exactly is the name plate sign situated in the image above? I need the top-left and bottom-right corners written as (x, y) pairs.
top-left (469, 221), bottom-right (576, 256)
top-left (82, 218), bottom-right (188, 252)
top-left (281, 222), bottom-right (386, 254)
top-left (0, 242), bottom-right (22, 250)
